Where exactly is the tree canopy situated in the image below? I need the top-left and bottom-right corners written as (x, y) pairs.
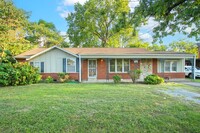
top-left (0, 0), bottom-right (31, 56)
top-left (0, 0), bottom-right (66, 55)
top-left (26, 19), bottom-right (64, 48)
top-left (134, 0), bottom-right (200, 42)
top-left (169, 40), bottom-right (198, 57)
top-left (66, 0), bottom-right (142, 47)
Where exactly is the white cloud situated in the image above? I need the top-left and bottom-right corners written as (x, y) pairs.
top-left (63, 0), bottom-right (87, 6)
top-left (59, 10), bottom-right (71, 18)
top-left (128, 0), bottom-right (139, 12)
top-left (59, 31), bottom-right (67, 36)
top-left (140, 17), bottom-right (159, 30)
top-left (139, 33), bottom-right (153, 43)
top-left (57, 6), bottom-right (63, 11)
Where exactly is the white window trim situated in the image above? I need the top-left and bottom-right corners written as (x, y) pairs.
top-left (161, 60), bottom-right (178, 73)
top-left (109, 59), bottom-right (130, 73)
top-left (66, 58), bottom-right (76, 73)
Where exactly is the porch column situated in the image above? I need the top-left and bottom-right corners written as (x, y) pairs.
top-left (192, 55), bottom-right (196, 80)
top-left (79, 55), bottom-right (82, 82)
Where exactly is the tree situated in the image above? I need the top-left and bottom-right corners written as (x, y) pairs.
top-left (66, 0), bottom-right (138, 47)
top-left (169, 40), bottom-right (198, 57)
top-left (134, 0), bottom-right (200, 42)
top-left (26, 19), bottom-right (64, 48)
top-left (0, 0), bottom-right (32, 56)
top-left (149, 44), bottom-right (168, 51)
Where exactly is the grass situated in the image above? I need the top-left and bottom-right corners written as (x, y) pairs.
top-left (0, 83), bottom-right (199, 132)
top-left (190, 78), bottom-right (200, 83)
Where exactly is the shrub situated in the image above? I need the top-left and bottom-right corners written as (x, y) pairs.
top-left (128, 69), bottom-right (142, 83)
top-left (45, 76), bottom-right (54, 83)
top-left (0, 62), bottom-right (41, 86)
top-left (144, 74), bottom-right (164, 85)
top-left (113, 74), bottom-right (121, 83)
top-left (58, 73), bottom-right (70, 83)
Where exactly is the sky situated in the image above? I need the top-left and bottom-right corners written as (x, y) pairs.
top-left (13, 0), bottom-right (196, 45)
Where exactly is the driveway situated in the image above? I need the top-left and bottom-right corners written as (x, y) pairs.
top-left (173, 80), bottom-right (200, 87)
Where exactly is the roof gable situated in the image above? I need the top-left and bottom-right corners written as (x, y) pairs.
top-left (15, 46), bottom-right (78, 60)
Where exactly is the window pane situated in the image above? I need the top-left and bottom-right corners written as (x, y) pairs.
top-left (34, 62), bottom-right (40, 68)
top-left (172, 61), bottom-right (177, 71)
top-left (117, 59), bottom-right (122, 72)
top-left (164, 61), bottom-right (170, 71)
top-left (160, 60), bottom-right (164, 72)
top-left (67, 59), bottom-right (75, 72)
top-left (110, 59), bottom-right (115, 72)
top-left (124, 59), bottom-right (129, 72)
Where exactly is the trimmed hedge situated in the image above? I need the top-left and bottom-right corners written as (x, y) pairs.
top-left (144, 74), bottom-right (164, 85)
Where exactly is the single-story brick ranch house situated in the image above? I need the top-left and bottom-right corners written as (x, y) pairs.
top-left (15, 46), bottom-right (194, 82)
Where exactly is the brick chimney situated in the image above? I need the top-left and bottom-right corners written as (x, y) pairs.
top-left (197, 43), bottom-right (200, 59)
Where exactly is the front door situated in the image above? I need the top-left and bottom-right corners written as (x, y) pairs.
top-left (88, 60), bottom-right (97, 79)
top-left (140, 59), bottom-right (152, 79)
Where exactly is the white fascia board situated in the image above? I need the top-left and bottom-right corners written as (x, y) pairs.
top-left (27, 46), bottom-right (78, 61)
top-left (80, 54), bottom-right (194, 59)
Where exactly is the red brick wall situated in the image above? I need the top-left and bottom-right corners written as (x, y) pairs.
top-left (97, 59), bottom-right (107, 79)
top-left (157, 73), bottom-right (185, 79)
top-left (41, 73), bottom-right (79, 80)
top-left (152, 59), bottom-right (157, 74)
top-left (81, 59), bottom-right (88, 80)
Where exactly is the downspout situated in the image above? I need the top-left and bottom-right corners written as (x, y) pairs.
top-left (79, 55), bottom-right (82, 82)
top-left (193, 55), bottom-right (196, 80)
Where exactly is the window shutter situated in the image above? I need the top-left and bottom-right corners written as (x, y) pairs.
top-left (30, 62), bottom-right (34, 66)
top-left (63, 58), bottom-right (66, 72)
top-left (41, 62), bottom-right (44, 73)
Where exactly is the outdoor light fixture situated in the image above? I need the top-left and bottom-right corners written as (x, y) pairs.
top-left (134, 59), bottom-right (138, 63)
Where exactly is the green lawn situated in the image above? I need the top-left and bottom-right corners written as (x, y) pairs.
top-left (0, 83), bottom-right (199, 132)
top-left (190, 78), bottom-right (200, 83)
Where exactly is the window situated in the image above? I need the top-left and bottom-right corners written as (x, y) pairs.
top-left (117, 59), bottom-right (122, 72)
top-left (124, 59), bottom-right (130, 72)
top-left (161, 60), bottom-right (178, 72)
top-left (109, 59), bottom-right (130, 73)
top-left (110, 59), bottom-right (115, 72)
top-left (30, 62), bottom-right (44, 73)
top-left (172, 61), bottom-right (177, 72)
top-left (164, 61), bottom-right (170, 72)
top-left (67, 59), bottom-right (76, 72)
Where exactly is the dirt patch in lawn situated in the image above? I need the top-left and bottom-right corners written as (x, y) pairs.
top-left (160, 89), bottom-right (200, 104)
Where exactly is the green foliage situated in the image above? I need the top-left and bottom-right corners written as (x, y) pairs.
top-left (128, 69), bottom-right (142, 83)
top-left (45, 76), bottom-right (54, 83)
top-left (0, 62), bottom-right (41, 86)
top-left (149, 44), bottom-right (168, 51)
top-left (27, 20), bottom-right (64, 48)
top-left (0, 48), bottom-right (16, 63)
top-left (66, 0), bottom-right (139, 47)
top-left (0, 49), bottom-right (41, 86)
top-left (0, 0), bottom-right (32, 56)
top-left (112, 74), bottom-right (121, 84)
top-left (134, 0), bottom-right (200, 42)
top-left (0, 1), bottom-right (65, 55)
top-left (58, 73), bottom-right (70, 83)
top-left (144, 74), bottom-right (164, 85)
top-left (169, 40), bottom-right (198, 58)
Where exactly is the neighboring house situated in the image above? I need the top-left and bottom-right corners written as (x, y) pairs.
top-left (15, 46), bottom-right (194, 82)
